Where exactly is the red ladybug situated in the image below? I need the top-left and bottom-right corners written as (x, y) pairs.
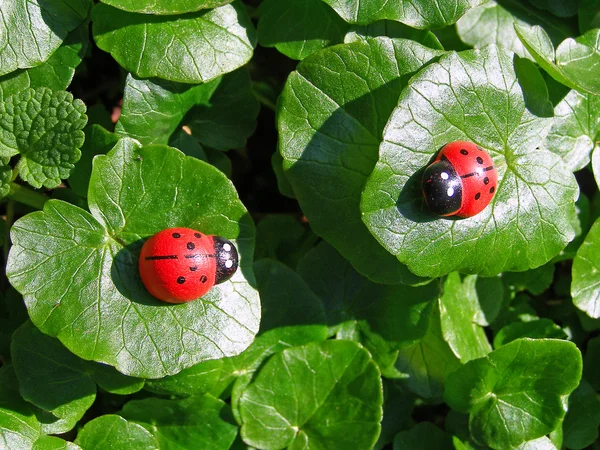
top-left (139, 227), bottom-right (238, 303)
top-left (422, 141), bottom-right (498, 218)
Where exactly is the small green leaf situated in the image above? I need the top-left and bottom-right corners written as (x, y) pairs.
top-left (444, 338), bottom-right (582, 449)
top-left (0, 0), bottom-right (91, 77)
top-left (344, 20), bottom-right (443, 49)
top-left (562, 379), bottom-right (600, 449)
top-left (572, 217), bottom-right (600, 318)
top-left (121, 395), bottom-right (238, 450)
top-left (493, 319), bottom-right (567, 347)
top-left (0, 88), bottom-right (87, 189)
top-left (258, 0), bottom-right (348, 60)
top-left (239, 340), bottom-right (383, 450)
top-left (279, 37), bottom-right (442, 284)
top-left (439, 273), bottom-right (492, 363)
top-left (6, 140), bottom-right (260, 378)
top-left (393, 422), bottom-right (454, 450)
top-left (33, 436), bottom-right (82, 450)
top-left (99, 0), bottom-right (232, 14)
top-left (362, 45), bottom-right (577, 278)
top-left (320, 0), bottom-right (485, 28)
top-left (92, 2), bottom-right (256, 83)
top-left (74, 415), bottom-right (159, 450)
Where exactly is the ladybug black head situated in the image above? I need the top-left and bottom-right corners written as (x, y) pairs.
top-left (422, 158), bottom-right (463, 216)
top-left (213, 236), bottom-right (239, 284)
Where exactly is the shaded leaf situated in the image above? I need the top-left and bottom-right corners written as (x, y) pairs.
top-left (493, 319), bottom-right (567, 348)
top-left (393, 422), bottom-right (454, 450)
top-left (502, 263), bottom-right (555, 295)
top-left (345, 20), bottom-right (443, 49)
top-left (529, 0), bottom-right (579, 17)
top-left (572, 217), bottom-right (600, 318)
top-left (562, 379), bottom-right (600, 449)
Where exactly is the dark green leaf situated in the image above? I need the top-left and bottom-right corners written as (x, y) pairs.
top-left (529, 0), bottom-right (579, 17)
top-left (0, 0), bottom-right (91, 77)
top-left (99, 0), bottom-right (232, 14)
top-left (257, 0), bottom-right (348, 60)
top-left (271, 149), bottom-right (296, 199)
top-left (0, 88), bottom-right (87, 188)
top-left (121, 395), bottom-right (238, 450)
top-left (345, 20), bottom-right (443, 49)
top-left (393, 422), bottom-right (454, 450)
top-left (572, 217), bottom-right (600, 317)
top-left (462, 275), bottom-right (504, 326)
top-left (583, 336), bottom-right (600, 390)
top-left (374, 380), bottom-right (414, 450)
top-left (92, 2), bottom-right (256, 83)
top-left (502, 263), bottom-right (555, 295)
top-left (444, 338), bottom-right (582, 449)
top-left (579, 0), bottom-right (600, 33)
top-left (279, 37), bottom-right (443, 284)
top-left (562, 379), bottom-right (600, 449)
top-left (144, 359), bottom-right (223, 397)
top-left (6, 140), bottom-right (259, 378)
top-left (0, 287), bottom-right (28, 361)
top-left (362, 45), bottom-right (577, 278)
top-left (493, 319), bottom-right (567, 347)
top-left (74, 415), bottom-right (159, 450)
top-left (239, 340), bottom-right (383, 450)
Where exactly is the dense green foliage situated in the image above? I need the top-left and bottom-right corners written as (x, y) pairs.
top-left (0, 0), bottom-right (599, 449)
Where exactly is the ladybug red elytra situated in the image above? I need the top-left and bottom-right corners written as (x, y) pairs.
top-left (422, 141), bottom-right (498, 218)
top-left (139, 227), bottom-right (238, 303)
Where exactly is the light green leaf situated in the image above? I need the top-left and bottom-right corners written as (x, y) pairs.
top-left (239, 340), bottom-right (383, 450)
top-left (362, 45), bottom-right (577, 278)
top-left (92, 2), bottom-right (256, 83)
top-left (74, 415), bottom-right (159, 450)
top-left (279, 37), bottom-right (443, 284)
top-left (444, 338), bottom-right (582, 449)
top-left (572, 217), bottom-right (600, 318)
top-left (0, 0), bottom-right (91, 77)
top-left (6, 140), bottom-right (259, 378)
top-left (99, 0), bottom-right (232, 14)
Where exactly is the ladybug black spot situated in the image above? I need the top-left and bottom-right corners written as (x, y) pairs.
top-left (190, 266), bottom-right (197, 272)
top-left (475, 192), bottom-right (481, 200)
top-left (490, 186), bottom-right (495, 194)
top-left (476, 156), bottom-right (484, 164)
top-left (177, 276), bottom-right (186, 284)
top-left (187, 242), bottom-right (195, 250)
top-left (200, 275), bottom-right (208, 283)
top-left (484, 177), bottom-right (490, 185)
top-left (172, 233), bottom-right (181, 238)
top-left (460, 149), bottom-right (468, 155)
top-left (194, 233), bottom-right (202, 238)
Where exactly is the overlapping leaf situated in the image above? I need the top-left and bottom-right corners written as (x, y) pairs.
top-left (6, 139), bottom-right (260, 378)
top-left (99, 0), bottom-right (232, 14)
top-left (74, 415), bottom-right (159, 449)
top-left (362, 45), bottom-right (578, 278)
top-left (572, 217), bottom-right (600, 318)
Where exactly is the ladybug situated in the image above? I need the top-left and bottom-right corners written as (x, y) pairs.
top-left (139, 227), bottom-right (238, 303)
top-left (422, 141), bottom-right (498, 218)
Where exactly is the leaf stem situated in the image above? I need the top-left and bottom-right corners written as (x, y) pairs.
top-left (7, 183), bottom-right (49, 210)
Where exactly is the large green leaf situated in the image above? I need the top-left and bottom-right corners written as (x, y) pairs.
top-left (92, 2), bottom-right (256, 83)
top-left (6, 139), bottom-right (260, 378)
top-left (239, 340), bottom-right (383, 450)
top-left (278, 37), bottom-right (443, 284)
top-left (0, 0), bottom-right (91, 77)
top-left (444, 338), bottom-right (582, 449)
top-left (362, 45), bottom-right (577, 278)
top-left (320, 0), bottom-right (485, 28)
top-left (74, 415), bottom-right (159, 449)
top-left (99, 0), bottom-right (232, 14)
top-left (572, 217), bottom-right (600, 318)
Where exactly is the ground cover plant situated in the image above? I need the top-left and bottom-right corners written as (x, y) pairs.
top-left (0, 0), bottom-right (600, 449)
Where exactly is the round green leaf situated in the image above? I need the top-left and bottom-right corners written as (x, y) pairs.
top-left (0, 0), bottom-right (91, 77)
top-left (0, 88), bottom-right (87, 189)
top-left (33, 436), bottom-right (82, 450)
top-left (99, 0), bottom-right (232, 14)
top-left (92, 2), bottom-right (256, 84)
top-left (278, 37), bottom-right (443, 284)
top-left (444, 338), bottom-right (582, 449)
top-left (362, 45), bottom-right (578, 278)
top-left (320, 0), bottom-right (485, 28)
top-left (572, 217), bottom-right (600, 318)
top-left (74, 415), bottom-right (159, 450)
top-left (121, 395), bottom-right (238, 450)
top-left (6, 140), bottom-right (260, 378)
top-left (493, 319), bottom-right (567, 348)
top-left (239, 340), bottom-right (383, 450)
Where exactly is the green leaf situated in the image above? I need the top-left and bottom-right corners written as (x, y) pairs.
top-left (493, 319), bottom-right (567, 347)
top-left (33, 436), bottom-right (82, 450)
top-left (6, 140), bottom-right (260, 378)
top-left (594, 145), bottom-right (600, 190)
top-left (239, 340), bottom-right (383, 450)
top-left (444, 338), bottom-right (582, 449)
top-left (0, 0), bottom-right (91, 77)
top-left (393, 422), bottom-right (454, 450)
top-left (121, 395), bottom-right (238, 450)
top-left (562, 379), bottom-right (600, 449)
top-left (344, 20), bottom-right (443, 49)
top-left (183, 68), bottom-right (260, 151)
top-left (0, 23), bottom-right (89, 101)
top-left (144, 359), bottom-right (224, 397)
top-left (579, 0), bottom-right (600, 33)
top-left (92, 2), bottom-right (256, 84)
top-left (255, 215), bottom-right (317, 268)
top-left (572, 217), bottom-right (600, 318)
top-left (74, 415), bottom-right (159, 450)
top-left (543, 89), bottom-right (600, 172)
top-left (99, 0), bottom-right (232, 14)
top-left (279, 37), bottom-right (443, 284)
top-left (529, 0), bottom-right (579, 17)
top-left (583, 336), bottom-right (600, 390)
top-left (462, 274), bottom-right (504, 326)
top-left (362, 45), bottom-right (578, 279)
top-left (320, 0), bottom-right (485, 28)
top-left (257, 0), bottom-right (348, 60)
top-left (439, 273), bottom-right (492, 363)
top-left (502, 263), bottom-right (555, 295)
top-left (0, 287), bottom-right (28, 361)
top-left (0, 365), bottom-right (42, 449)
top-left (0, 88), bottom-right (87, 189)
top-left (374, 380), bottom-right (414, 450)
top-left (515, 25), bottom-right (600, 95)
